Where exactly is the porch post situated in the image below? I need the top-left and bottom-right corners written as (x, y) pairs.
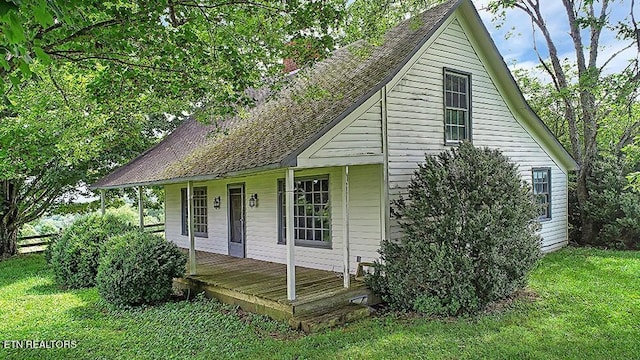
top-left (137, 186), bottom-right (144, 229)
top-left (381, 86), bottom-right (390, 242)
top-left (286, 168), bottom-right (296, 301)
top-left (187, 181), bottom-right (196, 275)
top-left (342, 166), bottom-right (350, 288)
top-left (100, 189), bottom-right (106, 216)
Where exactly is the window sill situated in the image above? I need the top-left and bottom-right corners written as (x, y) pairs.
top-left (181, 233), bottom-right (209, 238)
top-left (538, 217), bottom-right (552, 223)
top-left (445, 140), bottom-right (472, 147)
top-left (277, 241), bottom-right (332, 250)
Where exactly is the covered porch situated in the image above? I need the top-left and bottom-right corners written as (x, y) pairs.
top-left (174, 250), bottom-right (378, 332)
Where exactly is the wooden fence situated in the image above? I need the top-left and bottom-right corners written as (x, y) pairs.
top-left (17, 223), bottom-right (165, 254)
top-left (17, 233), bottom-right (57, 254)
top-left (143, 222), bottom-right (165, 234)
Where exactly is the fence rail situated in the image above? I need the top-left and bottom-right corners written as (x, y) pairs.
top-left (144, 223), bottom-right (165, 234)
top-left (17, 223), bottom-right (165, 254)
top-left (17, 233), bottom-right (57, 254)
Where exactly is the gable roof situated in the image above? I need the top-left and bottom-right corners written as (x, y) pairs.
top-left (93, 0), bottom-right (576, 190)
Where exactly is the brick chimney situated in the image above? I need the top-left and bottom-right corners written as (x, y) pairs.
top-left (283, 57), bottom-right (298, 73)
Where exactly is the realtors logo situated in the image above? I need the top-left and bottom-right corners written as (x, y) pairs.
top-left (3, 340), bottom-right (77, 349)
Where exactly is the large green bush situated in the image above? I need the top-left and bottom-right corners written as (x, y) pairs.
top-left (368, 143), bottom-right (541, 316)
top-left (96, 231), bottom-right (187, 307)
top-left (49, 212), bottom-right (136, 288)
top-left (570, 156), bottom-right (640, 250)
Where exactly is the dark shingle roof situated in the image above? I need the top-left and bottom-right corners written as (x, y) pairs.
top-left (93, 0), bottom-right (460, 189)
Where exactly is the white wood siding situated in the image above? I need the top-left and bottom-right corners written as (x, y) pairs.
top-left (310, 102), bottom-right (383, 158)
top-left (297, 93), bottom-right (383, 169)
top-left (385, 17), bottom-right (568, 251)
top-left (348, 164), bottom-right (383, 267)
top-left (164, 164), bottom-right (382, 273)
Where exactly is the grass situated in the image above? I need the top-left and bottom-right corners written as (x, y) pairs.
top-left (0, 248), bottom-right (639, 359)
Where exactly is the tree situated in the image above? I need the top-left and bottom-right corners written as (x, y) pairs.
top-left (0, 65), bottom-right (153, 258)
top-left (488, 0), bottom-right (640, 244)
top-left (341, 0), bottom-right (442, 45)
top-left (0, 1), bottom-right (345, 115)
top-left (0, 1), bottom-right (347, 258)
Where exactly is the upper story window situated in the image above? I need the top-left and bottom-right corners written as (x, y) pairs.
top-left (444, 69), bottom-right (471, 144)
top-left (532, 168), bottom-right (551, 220)
top-left (181, 186), bottom-right (208, 237)
top-left (277, 176), bottom-right (331, 248)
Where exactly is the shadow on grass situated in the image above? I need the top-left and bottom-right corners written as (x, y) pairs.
top-left (540, 247), bottom-right (640, 285)
top-left (66, 302), bottom-right (107, 321)
top-left (0, 254), bottom-right (50, 288)
top-left (26, 282), bottom-right (69, 296)
top-left (546, 246), bottom-right (640, 261)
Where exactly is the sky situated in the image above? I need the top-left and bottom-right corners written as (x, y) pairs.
top-left (471, 0), bottom-right (639, 79)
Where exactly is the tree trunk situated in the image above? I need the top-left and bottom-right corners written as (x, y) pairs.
top-left (1, 180), bottom-right (20, 259)
top-left (0, 223), bottom-right (18, 259)
top-left (576, 165), bottom-right (595, 245)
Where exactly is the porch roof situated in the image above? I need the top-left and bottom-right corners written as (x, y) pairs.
top-left (92, 0), bottom-right (461, 189)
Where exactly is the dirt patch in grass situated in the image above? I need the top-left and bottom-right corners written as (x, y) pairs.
top-left (482, 288), bottom-right (539, 315)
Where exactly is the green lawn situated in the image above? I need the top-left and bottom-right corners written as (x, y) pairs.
top-left (1, 248), bottom-right (639, 360)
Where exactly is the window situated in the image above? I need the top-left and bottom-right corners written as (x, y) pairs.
top-left (532, 169), bottom-right (551, 220)
top-left (277, 176), bottom-right (331, 247)
top-left (444, 69), bottom-right (471, 143)
top-left (181, 187), bottom-right (208, 237)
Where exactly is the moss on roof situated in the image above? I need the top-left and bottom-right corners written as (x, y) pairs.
top-left (93, 0), bottom-right (460, 189)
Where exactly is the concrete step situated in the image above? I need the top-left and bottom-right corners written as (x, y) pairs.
top-left (289, 303), bottom-right (372, 333)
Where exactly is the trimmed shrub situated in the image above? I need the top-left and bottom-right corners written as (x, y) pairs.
top-left (49, 212), bottom-right (136, 288)
top-left (96, 231), bottom-right (187, 307)
top-left (368, 143), bottom-right (541, 316)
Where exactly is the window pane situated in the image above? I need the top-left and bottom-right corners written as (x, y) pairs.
top-left (532, 170), bottom-right (551, 219)
top-left (193, 187), bottom-right (207, 235)
top-left (444, 71), bottom-right (470, 142)
top-left (279, 177), bottom-right (331, 244)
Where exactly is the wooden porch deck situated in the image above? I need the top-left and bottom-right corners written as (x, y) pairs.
top-left (173, 250), bottom-right (377, 332)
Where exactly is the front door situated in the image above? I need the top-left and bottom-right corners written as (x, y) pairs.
top-left (228, 185), bottom-right (245, 258)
